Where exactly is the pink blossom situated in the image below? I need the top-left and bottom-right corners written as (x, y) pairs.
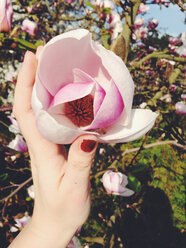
top-left (32, 29), bottom-right (157, 144)
top-left (145, 70), bottom-right (154, 76)
top-left (0, 0), bottom-right (13, 32)
top-left (10, 214), bottom-right (31, 232)
top-left (176, 32), bottom-right (186, 58)
top-left (139, 102), bottom-right (147, 109)
top-left (134, 17), bottom-right (144, 29)
top-left (138, 3), bottom-right (149, 14)
top-left (169, 84), bottom-right (177, 91)
top-left (148, 46), bottom-right (157, 52)
top-left (67, 236), bottom-right (81, 248)
top-left (101, 171), bottom-right (135, 196)
top-left (5, 70), bottom-right (18, 84)
top-left (148, 19), bottom-right (159, 29)
top-left (132, 26), bottom-right (148, 40)
top-left (8, 134), bottom-right (28, 152)
top-left (108, 12), bottom-right (122, 39)
top-left (66, 0), bottom-right (73, 4)
top-left (175, 101), bottom-right (186, 115)
top-left (181, 94), bottom-right (186, 100)
top-left (8, 113), bottom-right (20, 134)
top-left (21, 18), bottom-right (38, 36)
top-left (169, 37), bottom-right (181, 45)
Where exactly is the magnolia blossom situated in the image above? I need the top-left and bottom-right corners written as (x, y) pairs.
top-left (109, 12), bottom-right (123, 40)
top-left (27, 185), bottom-right (35, 199)
top-left (169, 84), bottom-right (177, 91)
top-left (21, 18), bottom-right (38, 36)
top-left (0, 0), bottom-right (13, 32)
top-left (181, 94), bottom-right (186, 100)
top-left (138, 3), bottom-right (149, 14)
top-left (134, 17), bottom-right (144, 29)
top-left (148, 19), bottom-right (158, 29)
top-left (139, 102), bottom-right (147, 109)
top-left (10, 214), bottom-right (31, 232)
top-left (67, 236), bottom-right (81, 248)
top-left (8, 113), bottom-right (20, 134)
top-left (169, 37), bottom-right (181, 45)
top-left (132, 26), bottom-right (148, 40)
top-left (176, 32), bottom-right (186, 58)
top-left (92, 0), bottom-right (114, 9)
top-left (148, 46), bottom-right (157, 52)
top-left (175, 101), bottom-right (186, 115)
top-left (101, 171), bottom-right (135, 196)
top-left (32, 29), bottom-right (157, 144)
top-left (8, 134), bottom-right (28, 152)
top-left (5, 70), bottom-right (18, 84)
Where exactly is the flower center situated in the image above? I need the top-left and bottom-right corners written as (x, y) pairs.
top-left (64, 94), bottom-right (94, 127)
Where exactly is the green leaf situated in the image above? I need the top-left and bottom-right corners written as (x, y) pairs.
top-left (13, 38), bottom-right (37, 51)
top-left (128, 175), bottom-right (142, 193)
top-left (85, 2), bottom-right (95, 8)
top-left (0, 173), bottom-right (8, 181)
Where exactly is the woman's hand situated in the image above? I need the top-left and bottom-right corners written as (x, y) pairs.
top-left (9, 49), bottom-right (98, 248)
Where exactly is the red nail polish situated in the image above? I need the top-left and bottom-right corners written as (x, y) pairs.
top-left (81, 139), bottom-right (97, 153)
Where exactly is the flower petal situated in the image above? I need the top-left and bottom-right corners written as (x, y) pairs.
top-left (98, 109), bottom-right (158, 143)
top-left (87, 79), bottom-right (124, 129)
top-left (115, 188), bottom-right (135, 197)
top-left (36, 110), bottom-right (97, 144)
top-left (37, 29), bottom-right (106, 96)
top-left (92, 42), bottom-right (135, 125)
top-left (50, 81), bottom-right (95, 107)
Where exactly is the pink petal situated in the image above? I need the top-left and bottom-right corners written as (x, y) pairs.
top-left (88, 80), bottom-right (124, 129)
top-left (50, 81), bottom-right (95, 107)
top-left (37, 29), bottom-right (106, 96)
top-left (36, 110), bottom-right (97, 144)
top-left (73, 69), bottom-right (106, 115)
top-left (98, 109), bottom-right (158, 143)
top-left (32, 78), bottom-right (52, 113)
top-left (116, 188), bottom-right (135, 197)
top-left (92, 42), bottom-right (135, 125)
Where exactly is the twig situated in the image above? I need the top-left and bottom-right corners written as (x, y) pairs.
top-left (122, 140), bottom-right (185, 157)
top-left (1, 177), bottom-right (32, 218)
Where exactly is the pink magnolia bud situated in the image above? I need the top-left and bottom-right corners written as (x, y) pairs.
top-left (175, 101), bottom-right (186, 115)
top-left (8, 134), bottom-right (28, 152)
top-left (134, 18), bottom-right (144, 29)
top-left (0, 0), bottom-right (13, 32)
top-left (138, 3), bottom-right (149, 14)
top-left (148, 19), bottom-right (158, 29)
top-left (102, 171), bottom-right (135, 197)
top-left (169, 84), bottom-right (177, 91)
top-left (21, 18), bottom-right (38, 36)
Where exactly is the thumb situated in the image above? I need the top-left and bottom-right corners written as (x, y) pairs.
top-left (63, 135), bottom-right (98, 188)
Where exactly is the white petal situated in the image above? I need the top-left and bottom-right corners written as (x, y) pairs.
top-left (98, 109), bottom-right (158, 143)
top-left (116, 188), bottom-right (135, 197)
top-left (36, 110), bottom-right (97, 144)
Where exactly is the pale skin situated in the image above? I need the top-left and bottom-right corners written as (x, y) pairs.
top-left (9, 48), bottom-right (98, 248)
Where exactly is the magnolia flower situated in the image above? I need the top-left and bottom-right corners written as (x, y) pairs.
top-left (27, 185), bottom-right (35, 199)
top-left (169, 84), bottom-right (177, 91)
top-left (148, 19), bottom-right (158, 29)
top-left (134, 18), bottom-right (144, 29)
top-left (5, 70), bottom-right (18, 84)
top-left (138, 3), bottom-right (149, 14)
top-left (176, 32), bottom-right (186, 58)
top-left (108, 11), bottom-right (123, 39)
top-left (101, 171), bottom-right (135, 196)
top-left (32, 29), bottom-right (157, 144)
top-left (169, 37), bottom-right (181, 45)
top-left (175, 101), bottom-right (186, 115)
top-left (21, 18), bottom-right (38, 36)
top-left (181, 94), bottom-right (186, 100)
top-left (139, 102), bottom-right (147, 109)
top-left (0, 0), bottom-right (13, 32)
top-left (132, 26), bottom-right (148, 40)
top-left (8, 113), bottom-right (21, 134)
top-left (8, 134), bottom-right (28, 152)
top-left (10, 214), bottom-right (31, 232)
top-left (67, 236), bottom-right (81, 248)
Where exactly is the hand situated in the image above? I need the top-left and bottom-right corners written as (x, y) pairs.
top-left (10, 49), bottom-right (98, 248)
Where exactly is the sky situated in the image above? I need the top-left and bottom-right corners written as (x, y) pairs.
top-left (145, 4), bottom-right (185, 37)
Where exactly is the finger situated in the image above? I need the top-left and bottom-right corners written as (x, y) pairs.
top-left (13, 51), bottom-right (37, 118)
top-left (62, 135), bottom-right (98, 189)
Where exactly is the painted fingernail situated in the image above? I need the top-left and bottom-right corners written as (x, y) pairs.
top-left (81, 139), bottom-right (97, 153)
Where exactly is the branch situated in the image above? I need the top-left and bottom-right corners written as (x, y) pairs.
top-left (1, 177), bottom-right (32, 218)
top-left (122, 140), bottom-right (185, 156)
top-left (134, 50), bottom-right (186, 66)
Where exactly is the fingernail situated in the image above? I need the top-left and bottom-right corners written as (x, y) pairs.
top-left (81, 139), bottom-right (97, 153)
